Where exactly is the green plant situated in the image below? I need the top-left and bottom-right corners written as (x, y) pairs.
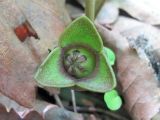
top-left (35, 0), bottom-right (122, 110)
top-left (35, 16), bottom-right (116, 92)
top-left (104, 90), bottom-right (122, 111)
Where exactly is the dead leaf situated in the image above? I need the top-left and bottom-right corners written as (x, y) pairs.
top-left (0, 103), bottom-right (44, 120)
top-left (96, 0), bottom-right (119, 25)
top-left (23, 111), bottom-right (44, 120)
top-left (0, 93), bottom-right (29, 114)
top-left (44, 108), bottom-right (84, 120)
top-left (112, 16), bottom-right (144, 32)
top-left (120, 0), bottom-right (160, 25)
top-left (0, 0), bottom-right (70, 107)
top-left (96, 0), bottom-right (160, 25)
top-left (66, 4), bottom-right (83, 19)
top-left (96, 23), bottom-right (160, 120)
top-left (112, 16), bottom-right (160, 81)
top-left (8, 109), bottom-right (22, 120)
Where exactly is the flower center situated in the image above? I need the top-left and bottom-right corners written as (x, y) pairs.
top-left (63, 47), bottom-right (96, 79)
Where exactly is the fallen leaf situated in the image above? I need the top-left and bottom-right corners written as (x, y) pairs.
top-left (96, 0), bottom-right (160, 25)
top-left (0, 0), bottom-right (70, 107)
top-left (8, 109), bottom-right (22, 120)
top-left (96, 23), bottom-right (160, 120)
top-left (23, 111), bottom-right (44, 120)
top-left (112, 16), bottom-right (160, 81)
top-left (0, 93), bottom-right (29, 113)
top-left (44, 108), bottom-right (84, 120)
top-left (120, 0), bottom-right (160, 25)
top-left (66, 4), bottom-right (83, 19)
top-left (112, 16), bottom-right (144, 32)
top-left (96, 0), bottom-right (119, 25)
top-left (0, 103), bottom-right (44, 120)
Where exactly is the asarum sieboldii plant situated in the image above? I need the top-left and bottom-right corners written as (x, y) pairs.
top-left (35, 16), bottom-right (122, 110)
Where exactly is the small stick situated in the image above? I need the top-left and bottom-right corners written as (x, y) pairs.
top-left (71, 89), bottom-right (77, 113)
top-left (54, 94), bottom-right (64, 108)
top-left (66, 106), bottom-right (129, 120)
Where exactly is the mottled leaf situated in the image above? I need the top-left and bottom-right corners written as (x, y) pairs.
top-left (96, 0), bottom-right (119, 25)
top-left (0, 0), bottom-right (70, 107)
top-left (44, 108), bottom-right (83, 120)
top-left (96, 0), bottom-right (160, 25)
top-left (120, 0), bottom-right (160, 25)
top-left (96, 23), bottom-right (160, 120)
top-left (23, 111), bottom-right (43, 120)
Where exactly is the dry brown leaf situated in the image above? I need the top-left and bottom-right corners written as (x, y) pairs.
top-left (23, 111), bottom-right (44, 120)
top-left (0, 94), bottom-right (84, 120)
top-left (0, 94), bottom-right (29, 115)
top-left (0, 0), bottom-right (70, 107)
top-left (0, 94), bottom-right (82, 120)
top-left (66, 4), bottom-right (83, 19)
top-left (120, 0), bottom-right (160, 25)
top-left (112, 16), bottom-right (144, 32)
top-left (96, 23), bottom-right (160, 120)
top-left (96, 0), bottom-right (119, 25)
top-left (112, 16), bottom-right (160, 80)
top-left (44, 107), bottom-right (84, 120)
top-left (0, 103), bottom-right (44, 120)
top-left (96, 0), bottom-right (160, 25)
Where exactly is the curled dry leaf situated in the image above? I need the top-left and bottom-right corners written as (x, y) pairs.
top-left (0, 0), bottom-right (70, 107)
top-left (96, 23), bottom-right (160, 120)
top-left (23, 111), bottom-right (44, 120)
top-left (112, 16), bottom-right (160, 81)
top-left (66, 4), bottom-right (83, 19)
top-left (0, 93), bottom-right (29, 115)
top-left (44, 108), bottom-right (84, 120)
top-left (96, 0), bottom-right (119, 25)
top-left (0, 103), bottom-right (44, 120)
top-left (96, 0), bottom-right (160, 25)
top-left (119, 0), bottom-right (160, 25)
top-left (112, 16), bottom-right (144, 33)
top-left (0, 94), bottom-right (84, 120)
top-left (33, 100), bottom-right (84, 120)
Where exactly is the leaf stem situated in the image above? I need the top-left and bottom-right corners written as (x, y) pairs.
top-left (71, 89), bottom-right (77, 113)
top-left (85, 0), bottom-right (96, 21)
top-left (95, 0), bottom-right (105, 16)
top-left (54, 94), bottom-right (64, 108)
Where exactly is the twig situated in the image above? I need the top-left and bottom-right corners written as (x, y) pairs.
top-left (71, 89), bottom-right (77, 113)
top-left (67, 106), bottom-right (129, 120)
top-left (54, 94), bottom-right (64, 108)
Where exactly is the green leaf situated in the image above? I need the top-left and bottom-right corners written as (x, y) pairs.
top-left (103, 47), bottom-right (116, 66)
top-left (59, 15), bottom-right (103, 52)
top-left (104, 90), bottom-right (122, 111)
top-left (77, 53), bottom-right (116, 92)
top-left (34, 47), bottom-right (75, 87)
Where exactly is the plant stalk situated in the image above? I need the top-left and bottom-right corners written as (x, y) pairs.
top-left (54, 94), bottom-right (64, 108)
top-left (71, 89), bottom-right (77, 113)
top-left (85, 0), bottom-right (96, 21)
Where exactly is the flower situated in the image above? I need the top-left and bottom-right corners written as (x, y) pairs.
top-left (34, 16), bottom-right (117, 93)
